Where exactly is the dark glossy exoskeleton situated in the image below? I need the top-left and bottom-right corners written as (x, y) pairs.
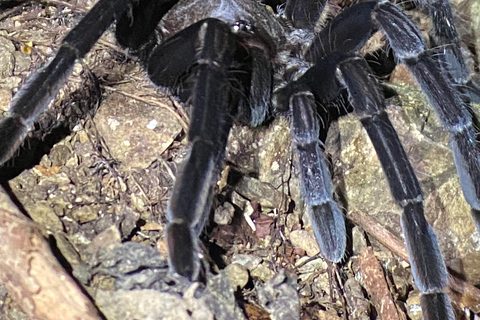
top-left (1, 0), bottom-right (479, 319)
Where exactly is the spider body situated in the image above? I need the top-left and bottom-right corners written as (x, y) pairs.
top-left (159, 0), bottom-right (284, 38)
top-left (0, 0), bottom-right (479, 319)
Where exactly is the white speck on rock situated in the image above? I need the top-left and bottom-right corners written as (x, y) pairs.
top-left (271, 161), bottom-right (279, 171)
top-left (107, 118), bottom-right (120, 130)
top-left (147, 119), bottom-right (157, 129)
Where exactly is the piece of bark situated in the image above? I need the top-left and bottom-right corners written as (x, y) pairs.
top-left (0, 186), bottom-right (101, 320)
top-left (359, 247), bottom-right (406, 320)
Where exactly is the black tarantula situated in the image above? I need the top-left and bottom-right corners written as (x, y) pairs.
top-left (0, 0), bottom-right (479, 318)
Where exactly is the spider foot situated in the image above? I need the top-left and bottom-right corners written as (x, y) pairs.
top-left (420, 292), bottom-right (455, 320)
top-left (166, 221), bottom-right (199, 281)
top-left (308, 203), bottom-right (346, 263)
top-left (0, 117), bottom-right (29, 166)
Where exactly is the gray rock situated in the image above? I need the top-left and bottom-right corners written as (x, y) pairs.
top-left (257, 270), bottom-right (300, 320)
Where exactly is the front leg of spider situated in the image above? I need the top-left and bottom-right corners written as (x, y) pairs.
top-left (144, 19), bottom-right (240, 280)
top-left (123, 9), bottom-right (276, 277)
top-left (0, 0), bottom-right (181, 167)
top-left (274, 80), bottom-right (346, 262)
top-left (272, 0), bottom-right (347, 263)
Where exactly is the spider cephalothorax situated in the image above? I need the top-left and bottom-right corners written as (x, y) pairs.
top-left (0, 0), bottom-right (479, 319)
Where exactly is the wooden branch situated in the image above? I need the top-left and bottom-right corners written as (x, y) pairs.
top-left (0, 186), bottom-right (101, 320)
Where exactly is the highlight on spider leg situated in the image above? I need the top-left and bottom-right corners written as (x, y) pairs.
top-left (288, 90), bottom-right (346, 262)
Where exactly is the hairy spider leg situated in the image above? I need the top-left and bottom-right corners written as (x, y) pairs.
top-left (290, 86), bottom-right (346, 262)
top-left (278, 0), bottom-right (400, 269)
top-left (238, 45), bottom-right (272, 127)
top-left (302, 48), bottom-right (452, 317)
top-left (306, 1), bottom-right (377, 61)
top-left (274, 81), bottom-right (347, 262)
top-left (117, 0), bottom-right (277, 279)
top-left (267, 0), bottom-right (348, 263)
top-left (337, 55), bottom-right (454, 320)
top-left (0, 0), bottom-right (136, 166)
top-left (283, 0), bottom-right (380, 267)
top-left (419, 0), bottom-right (480, 232)
top-left (376, 2), bottom-right (480, 291)
top-left (231, 28), bottom-right (274, 127)
top-left (146, 19), bottom-right (239, 280)
top-left (115, 0), bottom-right (179, 54)
top-left (418, 0), bottom-right (480, 102)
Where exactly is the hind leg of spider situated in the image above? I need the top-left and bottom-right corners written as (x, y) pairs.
top-left (337, 55), bottom-right (454, 320)
top-left (418, 0), bottom-right (480, 232)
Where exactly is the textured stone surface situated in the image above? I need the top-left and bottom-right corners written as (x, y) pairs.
top-left (94, 82), bottom-right (182, 170)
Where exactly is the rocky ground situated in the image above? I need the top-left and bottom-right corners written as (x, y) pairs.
top-left (0, 0), bottom-right (479, 319)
